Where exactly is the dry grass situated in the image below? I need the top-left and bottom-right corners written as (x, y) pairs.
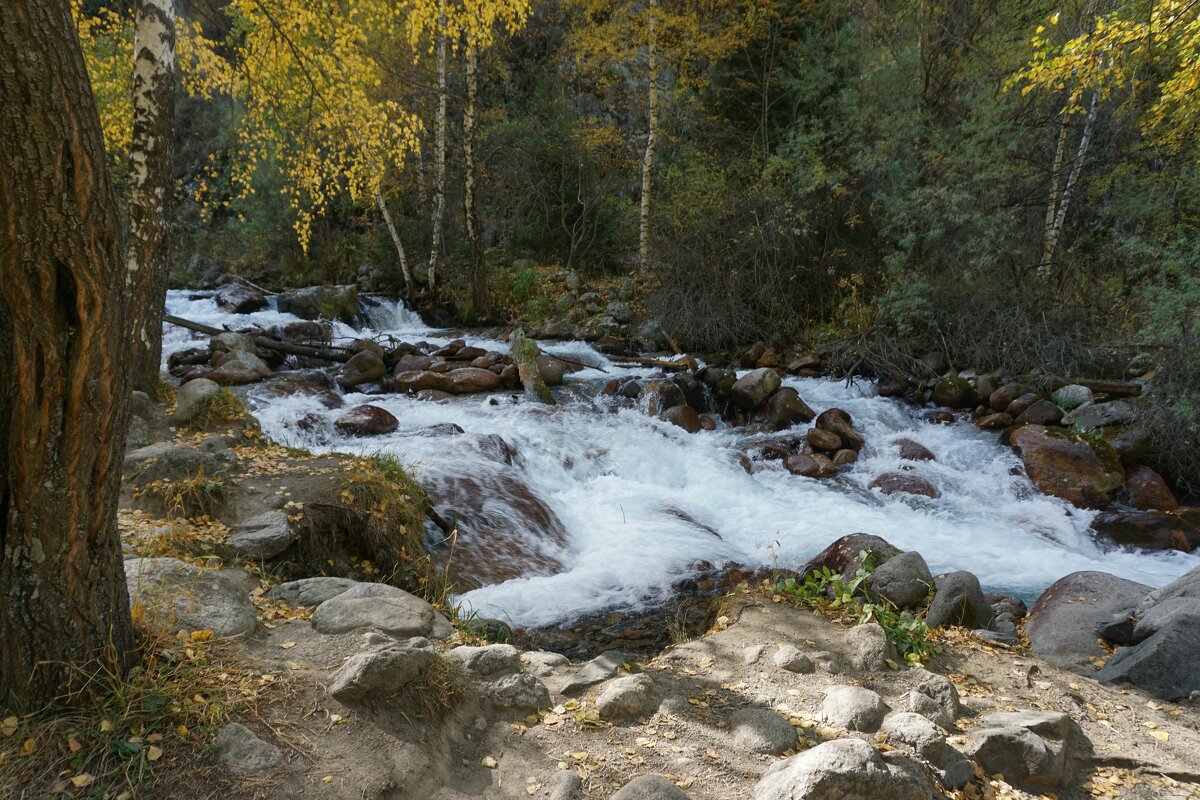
top-left (188, 389), bottom-right (258, 434)
top-left (132, 468), bottom-right (231, 519)
top-left (391, 658), bottom-right (464, 725)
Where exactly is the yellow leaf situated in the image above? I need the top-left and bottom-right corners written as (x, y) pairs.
top-left (100, 719), bottom-right (114, 732)
top-left (19, 738), bottom-right (36, 757)
top-left (322, 775), bottom-right (333, 784)
top-left (280, 641), bottom-right (297, 649)
top-left (0, 717), bottom-right (17, 737)
top-left (1149, 731), bottom-right (1169, 742)
top-left (68, 736), bottom-right (82, 752)
top-left (70, 774), bottom-right (95, 788)
top-left (177, 725), bottom-right (189, 737)
top-left (148, 745), bottom-right (164, 761)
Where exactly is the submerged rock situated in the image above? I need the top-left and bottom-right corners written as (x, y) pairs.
top-left (333, 404), bottom-right (399, 436)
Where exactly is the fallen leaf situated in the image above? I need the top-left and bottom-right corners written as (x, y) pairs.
top-left (68, 737), bottom-right (82, 752)
top-left (482, 756), bottom-right (498, 769)
top-left (19, 738), bottom-right (35, 757)
top-left (70, 774), bottom-right (95, 788)
top-left (280, 641), bottom-right (297, 650)
top-left (147, 746), bottom-right (164, 762)
top-left (1149, 731), bottom-right (1169, 742)
top-left (0, 717), bottom-right (17, 737)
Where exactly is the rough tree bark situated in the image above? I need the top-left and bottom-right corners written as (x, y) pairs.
top-left (1039, 93), bottom-right (1098, 277)
top-left (638, 0), bottom-right (658, 271)
top-left (0, 0), bottom-right (136, 711)
top-left (464, 43), bottom-right (488, 315)
top-left (127, 0), bottom-right (177, 393)
top-left (376, 189), bottom-right (415, 296)
top-left (427, 0), bottom-right (448, 296)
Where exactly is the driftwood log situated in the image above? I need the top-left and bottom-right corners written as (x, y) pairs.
top-left (164, 314), bottom-right (356, 363)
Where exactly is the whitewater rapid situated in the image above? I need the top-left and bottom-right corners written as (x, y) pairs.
top-left (164, 290), bottom-right (1200, 628)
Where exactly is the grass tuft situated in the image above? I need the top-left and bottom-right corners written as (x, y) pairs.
top-left (134, 469), bottom-right (231, 519)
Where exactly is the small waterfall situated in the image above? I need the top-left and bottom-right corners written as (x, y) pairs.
top-left (356, 295), bottom-right (432, 335)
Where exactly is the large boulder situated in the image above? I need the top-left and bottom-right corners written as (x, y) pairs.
top-left (1024, 571), bottom-right (1150, 671)
top-left (763, 387), bottom-right (815, 431)
top-left (754, 738), bottom-right (931, 800)
top-left (311, 582), bottom-right (453, 638)
top-left (1013, 399), bottom-right (1063, 426)
top-left (931, 377), bottom-right (974, 409)
top-left (277, 285), bottom-right (358, 324)
top-left (731, 368), bottom-right (782, 410)
top-left (488, 673), bottom-right (551, 713)
top-left (801, 534), bottom-right (901, 581)
top-left (662, 405), bottom-right (702, 434)
top-left (819, 686), bottom-right (888, 732)
top-left (210, 350), bottom-right (272, 385)
top-left (962, 710), bottom-right (1092, 791)
top-left (814, 408), bottom-right (865, 450)
top-left (1124, 466), bottom-right (1178, 511)
top-left (444, 644), bottom-right (520, 676)
top-left (925, 572), bottom-right (992, 630)
top-left (869, 472), bottom-right (939, 499)
top-left (214, 283), bottom-right (268, 314)
top-left (1010, 425), bottom-right (1124, 508)
top-left (596, 674), bottom-right (657, 720)
top-left (171, 378), bottom-right (221, 425)
top-left (336, 350), bottom-right (387, 389)
top-left (124, 557), bottom-right (256, 637)
top-left (1051, 384), bottom-right (1093, 411)
top-left (448, 367), bottom-right (502, 394)
top-left (228, 510), bottom-right (295, 560)
top-left (124, 442), bottom-right (230, 485)
top-left (326, 644), bottom-right (443, 708)
top-left (333, 404), bottom-right (399, 436)
top-left (268, 577), bottom-right (358, 607)
top-left (881, 712), bottom-right (970, 787)
top-left (867, 551), bottom-right (933, 610)
top-left (1062, 400), bottom-right (1138, 430)
top-left (1090, 509), bottom-right (1200, 552)
top-left (1095, 612), bottom-right (1200, 700)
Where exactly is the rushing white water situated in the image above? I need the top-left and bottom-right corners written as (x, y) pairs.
top-left (163, 290), bottom-right (1200, 628)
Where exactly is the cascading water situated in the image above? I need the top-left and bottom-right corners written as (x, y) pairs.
top-left (163, 289), bottom-right (1200, 629)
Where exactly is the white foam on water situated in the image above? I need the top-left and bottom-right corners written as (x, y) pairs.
top-left (162, 291), bottom-right (1200, 629)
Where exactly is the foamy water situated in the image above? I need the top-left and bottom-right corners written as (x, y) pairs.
top-left (164, 290), bottom-right (1200, 628)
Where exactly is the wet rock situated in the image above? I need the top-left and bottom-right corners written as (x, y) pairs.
top-left (393, 370), bottom-right (455, 394)
top-left (867, 551), bottom-right (933, 610)
top-left (229, 510), bottom-right (295, 560)
top-left (975, 412), bottom-right (1012, 430)
top-left (989, 383), bottom-right (1032, 411)
top-left (336, 350), bottom-right (387, 389)
top-left (870, 472), bottom-right (939, 499)
top-left (772, 645), bottom-right (814, 673)
top-left (931, 376), bottom-right (974, 409)
top-left (662, 404), bottom-right (702, 434)
top-left (536, 354), bottom-right (567, 387)
top-left (312, 582), bottom-right (453, 638)
top-left (171, 378), bottom-right (221, 424)
top-left (445, 644), bottom-right (520, 676)
top-left (788, 353), bottom-right (822, 373)
top-left (1014, 399), bottom-right (1063, 426)
top-left (819, 685), bottom-right (888, 732)
top-left (963, 710), bottom-right (1092, 791)
top-left (326, 645), bottom-right (442, 708)
top-left (596, 674), bottom-right (656, 720)
top-left (802, 534), bottom-right (901, 581)
top-left (731, 368), bottom-right (782, 410)
top-left (210, 331), bottom-right (255, 354)
top-left (488, 673), bottom-right (551, 712)
top-left (785, 454), bottom-right (835, 478)
top-left (1124, 466), bottom-right (1178, 511)
top-left (754, 738), bottom-right (931, 800)
top-left (561, 651), bottom-right (633, 695)
top-left (1062, 400), bottom-right (1137, 430)
top-left (333, 404), bottom-right (399, 436)
top-left (814, 408), bottom-right (864, 450)
top-left (210, 350), bottom-right (272, 385)
top-left (1024, 571), bottom-right (1150, 671)
top-left (1051, 384), bottom-right (1094, 411)
top-left (215, 723), bottom-right (281, 774)
top-left (1108, 427), bottom-right (1152, 467)
top-left (1090, 509), bottom-right (1200, 552)
top-left (1006, 392), bottom-right (1042, 419)
top-left (124, 557), bottom-right (256, 638)
top-left (729, 708), bottom-right (797, 756)
top-left (764, 387), bottom-right (815, 431)
top-left (1010, 425), bottom-right (1124, 508)
top-left (846, 623), bottom-right (898, 671)
top-left (832, 449), bottom-right (857, 466)
top-left (896, 438), bottom-right (934, 461)
top-left (268, 577), bottom-right (358, 607)
top-left (215, 283), bottom-right (268, 314)
top-left (877, 377), bottom-right (909, 397)
top-left (448, 366), bottom-right (502, 393)
top-left (806, 428), bottom-right (842, 452)
top-left (611, 774), bottom-right (691, 800)
top-left (926, 571), bottom-right (992, 630)
top-left (277, 285), bottom-right (358, 323)
top-left (909, 671), bottom-right (960, 728)
top-left (521, 651), bottom-right (569, 677)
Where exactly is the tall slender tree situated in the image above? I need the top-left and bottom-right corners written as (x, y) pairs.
top-left (0, 0), bottom-right (136, 711)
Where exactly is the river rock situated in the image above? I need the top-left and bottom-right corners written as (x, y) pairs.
top-left (277, 285), bottom-right (358, 323)
top-left (210, 350), bottom-right (272, 385)
top-left (215, 723), bottom-right (281, 774)
top-left (896, 438), bottom-right (934, 461)
top-left (962, 710), bottom-right (1091, 791)
top-left (814, 408), bottom-right (864, 450)
top-left (784, 454), bottom-right (835, 478)
top-left (1124, 466), bottom-right (1178, 511)
top-left (124, 442), bottom-right (231, 484)
top-left (337, 350), bottom-right (387, 389)
top-left (1010, 425), bottom-right (1124, 508)
top-left (926, 572), bottom-right (992, 630)
top-left (753, 738), bottom-right (931, 800)
top-left (729, 708), bottom-right (798, 755)
top-left (877, 376), bottom-right (909, 397)
top-left (124, 557), bottom-right (256, 637)
top-left (612, 774), bottom-right (692, 800)
top-left (326, 644), bottom-right (442, 707)
top-left (1006, 392), bottom-right (1042, 419)
top-left (881, 712), bottom-right (969, 785)
top-left (819, 686), bottom-right (888, 732)
top-left (867, 551), bottom-right (933, 609)
top-left (931, 376), bottom-right (974, 409)
top-left (731, 368), bottom-right (782, 410)
top-left (802, 533), bottom-right (901, 580)
top-left (1108, 426), bottom-right (1152, 467)
top-left (445, 367), bottom-right (501, 393)
top-left (536, 354), bottom-right (567, 386)
top-left (268, 577), bottom-right (358, 607)
top-left (393, 369), bottom-right (455, 394)
top-left (312, 582), bottom-right (453, 638)
top-left (560, 650), bottom-right (633, 695)
top-left (764, 387), bottom-right (816, 430)
top-left (1051, 384), bottom-right (1093, 411)
top-left (846, 623), bottom-right (898, 671)
top-left (989, 382), bottom-right (1032, 411)
top-left (215, 283), bottom-right (268, 314)
top-left (908, 671), bottom-right (960, 727)
top-left (662, 404), bottom-right (702, 433)
top-left (772, 645), bottom-right (814, 673)
top-left (1140, 563), bottom-right (1200, 611)
top-left (1096, 613), bottom-right (1200, 700)
top-left (209, 331), bottom-right (255, 354)
top-left (807, 428), bottom-right (842, 452)
top-left (521, 651), bottom-right (569, 677)
top-left (1014, 399), bottom-right (1063, 426)
top-left (596, 674), bottom-right (657, 720)
top-left (333, 404), bottom-right (399, 436)
top-left (1090, 509), bottom-right (1200, 551)
top-left (445, 644), bottom-right (520, 676)
top-left (1024, 571), bottom-right (1150, 671)
top-left (488, 673), bottom-right (552, 712)
top-left (870, 472), bottom-right (939, 499)
top-left (1062, 399), bottom-right (1138, 430)
top-left (228, 510), bottom-right (295, 560)
top-left (606, 301), bottom-right (634, 323)
top-left (172, 378), bottom-right (221, 424)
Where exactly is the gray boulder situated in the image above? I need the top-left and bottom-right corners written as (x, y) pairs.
top-left (819, 686), bottom-right (888, 732)
top-left (311, 582), bottom-right (453, 638)
top-left (926, 571), bottom-right (993, 630)
top-left (908, 671), bottom-right (960, 728)
top-left (754, 738), bottom-right (931, 800)
top-left (1062, 400), bottom-right (1138, 430)
top-left (1095, 614), bottom-right (1200, 701)
top-left (731, 368), bottom-right (782, 410)
top-left (124, 441), bottom-right (230, 485)
top-left (931, 376), bottom-right (974, 409)
top-left (124, 557), bottom-right (256, 638)
top-left (772, 645), bottom-right (814, 673)
top-left (881, 712), bottom-right (970, 787)
top-left (606, 301), bottom-right (634, 324)
top-left (215, 284), bottom-right (268, 314)
top-left (228, 510), bottom-right (294, 560)
top-left (268, 577), bottom-right (359, 607)
top-left (337, 350), bottom-right (387, 389)
top-left (1051, 384), bottom-right (1093, 411)
top-left (210, 350), bottom-right (272, 385)
top-left (521, 650), bottom-right (569, 677)
top-left (326, 645), bottom-right (442, 707)
top-left (445, 644), bottom-right (520, 676)
top-left (963, 710), bottom-right (1091, 791)
top-left (1138, 563), bottom-right (1200, 613)
top-left (560, 650), bottom-right (633, 695)
top-left (846, 623), bottom-right (897, 671)
top-left (1025, 571), bottom-right (1151, 671)
top-left (488, 673), bottom-right (551, 713)
top-left (277, 285), bottom-right (358, 323)
top-left (729, 708), bottom-right (798, 756)
top-left (172, 378), bottom-right (221, 424)
top-left (596, 674), bottom-right (657, 721)
top-left (215, 723), bottom-right (282, 774)
top-left (209, 331), bottom-right (255, 353)
top-left (546, 771), bottom-right (582, 800)
top-left (1134, 596), bottom-right (1200, 639)
top-left (611, 774), bottom-right (692, 800)
top-left (867, 551), bottom-right (933, 609)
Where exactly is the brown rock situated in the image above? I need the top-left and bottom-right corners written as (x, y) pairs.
top-left (393, 370), bottom-right (456, 394)
top-left (787, 353), bottom-right (822, 373)
top-left (756, 346), bottom-right (782, 369)
top-left (731, 368), bottom-right (782, 410)
top-left (334, 404), bottom-right (399, 436)
top-left (394, 354), bottom-right (433, 373)
top-left (1014, 399), bottom-right (1063, 426)
top-left (807, 428), bottom-right (843, 452)
top-left (976, 412), bottom-right (1013, 430)
top-left (662, 405), bottom-right (702, 434)
top-left (1124, 466), bottom-right (1178, 511)
top-left (897, 438), bottom-right (935, 461)
top-left (815, 408), bottom-right (865, 450)
top-left (801, 533), bottom-right (901, 580)
top-left (1010, 425), bottom-right (1124, 509)
top-left (1090, 509), bottom-right (1200, 552)
top-left (877, 377), bottom-right (909, 398)
top-left (448, 367), bottom-right (502, 394)
top-left (1006, 392), bottom-right (1042, 419)
top-left (870, 471), bottom-right (940, 499)
top-left (832, 449), bottom-right (858, 466)
top-left (784, 454), bottom-right (833, 478)
top-left (764, 387), bottom-right (816, 431)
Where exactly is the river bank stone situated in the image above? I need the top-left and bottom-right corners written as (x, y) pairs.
top-left (560, 651), bottom-right (633, 695)
top-left (729, 708), bottom-right (797, 755)
top-left (215, 723), bottom-right (282, 774)
top-left (596, 674), bottom-right (657, 720)
top-left (963, 710), bottom-right (1091, 791)
top-left (229, 510), bottom-right (295, 560)
top-left (268, 577), bottom-right (358, 607)
top-left (867, 550), bottom-right (933, 609)
top-left (753, 738), bottom-right (931, 800)
top-left (908, 671), bottom-right (961, 728)
top-left (125, 557), bottom-right (256, 637)
top-left (926, 571), bottom-right (992, 630)
top-left (612, 774), bottom-right (692, 800)
top-left (819, 686), bottom-right (888, 732)
top-left (1024, 571), bottom-right (1150, 671)
top-left (326, 645), bottom-right (442, 708)
top-left (312, 582), bottom-right (453, 638)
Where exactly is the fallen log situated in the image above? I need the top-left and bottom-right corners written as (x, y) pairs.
top-left (164, 314), bottom-right (356, 363)
top-left (1073, 378), bottom-right (1142, 398)
top-left (607, 354), bottom-right (697, 372)
top-left (510, 327), bottom-right (555, 404)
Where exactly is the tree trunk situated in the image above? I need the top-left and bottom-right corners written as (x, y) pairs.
top-left (1040, 103), bottom-right (1072, 271)
top-left (427, 0), bottom-right (448, 295)
top-left (0, 0), bottom-right (136, 711)
top-left (464, 43), bottom-right (488, 316)
top-left (638, 0), bottom-right (658, 271)
top-left (376, 189), bottom-right (414, 296)
top-left (1039, 93), bottom-right (1098, 277)
top-left (127, 0), bottom-right (176, 393)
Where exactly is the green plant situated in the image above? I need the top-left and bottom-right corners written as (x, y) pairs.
top-left (510, 268), bottom-right (538, 301)
top-left (775, 550), bottom-right (937, 665)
